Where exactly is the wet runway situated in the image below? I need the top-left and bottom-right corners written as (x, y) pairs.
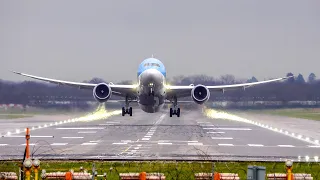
top-left (0, 107), bottom-right (319, 161)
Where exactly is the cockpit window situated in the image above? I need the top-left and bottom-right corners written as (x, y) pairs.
top-left (151, 63), bottom-right (160, 67)
top-left (144, 63), bottom-right (160, 67)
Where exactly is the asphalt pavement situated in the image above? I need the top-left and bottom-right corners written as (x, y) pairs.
top-left (0, 108), bottom-right (318, 162)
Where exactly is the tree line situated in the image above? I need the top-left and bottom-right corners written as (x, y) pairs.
top-left (0, 72), bottom-right (319, 105)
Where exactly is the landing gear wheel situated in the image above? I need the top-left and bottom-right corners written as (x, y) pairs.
top-left (122, 96), bottom-right (133, 116)
top-left (169, 96), bottom-right (180, 117)
top-left (122, 107), bottom-right (125, 116)
top-left (177, 108), bottom-right (180, 117)
top-left (169, 107), bottom-right (180, 117)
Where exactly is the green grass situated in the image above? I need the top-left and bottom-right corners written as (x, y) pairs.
top-left (0, 160), bottom-right (319, 179)
top-left (247, 108), bottom-right (320, 121)
top-left (0, 114), bottom-right (33, 119)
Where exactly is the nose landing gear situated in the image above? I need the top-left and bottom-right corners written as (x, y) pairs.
top-left (169, 96), bottom-right (180, 117)
top-left (122, 96), bottom-right (133, 116)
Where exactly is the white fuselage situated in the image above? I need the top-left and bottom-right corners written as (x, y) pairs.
top-left (137, 69), bottom-right (166, 113)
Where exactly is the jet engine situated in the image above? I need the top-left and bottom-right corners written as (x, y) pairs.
top-left (191, 84), bottom-right (210, 104)
top-left (93, 83), bottom-right (112, 103)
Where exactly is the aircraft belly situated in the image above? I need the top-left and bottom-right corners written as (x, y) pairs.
top-left (138, 93), bottom-right (165, 113)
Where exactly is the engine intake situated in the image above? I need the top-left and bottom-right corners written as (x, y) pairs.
top-left (191, 84), bottom-right (210, 104)
top-left (93, 83), bottom-right (112, 103)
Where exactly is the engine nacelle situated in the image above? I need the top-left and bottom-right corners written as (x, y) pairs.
top-left (93, 83), bottom-right (112, 103)
top-left (191, 84), bottom-right (210, 104)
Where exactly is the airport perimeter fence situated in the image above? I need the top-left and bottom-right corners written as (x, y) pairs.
top-left (0, 159), bottom-right (319, 180)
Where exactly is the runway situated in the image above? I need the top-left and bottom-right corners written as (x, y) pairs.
top-left (0, 107), bottom-right (319, 162)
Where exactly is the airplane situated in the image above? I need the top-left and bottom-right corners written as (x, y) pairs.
top-left (11, 57), bottom-right (291, 117)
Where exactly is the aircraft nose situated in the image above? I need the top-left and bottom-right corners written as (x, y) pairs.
top-left (140, 69), bottom-right (163, 85)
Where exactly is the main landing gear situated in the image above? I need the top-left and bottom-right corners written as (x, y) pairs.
top-left (169, 97), bottom-right (180, 117)
top-left (122, 96), bottom-right (133, 116)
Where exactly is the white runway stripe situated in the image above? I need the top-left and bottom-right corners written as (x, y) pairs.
top-left (90, 140), bottom-right (100, 143)
top-left (248, 144), bottom-right (264, 147)
top-left (142, 138), bottom-right (150, 140)
top-left (2, 135), bottom-right (53, 138)
top-left (51, 143), bottom-right (68, 146)
top-left (57, 127), bottom-right (104, 130)
top-left (307, 145), bottom-right (320, 148)
top-left (112, 142), bottom-right (127, 145)
top-left (144, 136), bottom-right (152, 138)
top-left (277, 145), bottom-right (295, 147)
top-left (158, 142), bottom-right (172, 145)
top-left (204, 128), bottom-right (251, 131)
top-left (188, 143), bottom-right (203, 146)
top-left (21, 143), bottom-right (36, 146)
top-left (0, 144), bottom-right (8, 146)
top-left (78, 131), bottom-right (97, 134)
top-left (218, 144), bottom-right (234, 146)
top-left (207, 132), bottom-right (225, 134)
top-left (211, 137), bottom-right (233, 140)
top-left (62, 137), bottom-right (84, 139)
top-left (81, 143), bottom-right (97, 145)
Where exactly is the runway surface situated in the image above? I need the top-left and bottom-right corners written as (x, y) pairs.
top-left (0, 108), bottom-right (319, 161)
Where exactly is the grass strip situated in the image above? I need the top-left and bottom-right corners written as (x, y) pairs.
top-left (0, 160), bottom-right (319, 179)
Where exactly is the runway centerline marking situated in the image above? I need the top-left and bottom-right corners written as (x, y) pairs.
top-left (124, 113), bottom-right (166, 156)
top-left (0, 144), bottom-right (8, 146)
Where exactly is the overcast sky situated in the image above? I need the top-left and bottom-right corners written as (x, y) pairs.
top-left (1, 0), bottom-right (319, 83)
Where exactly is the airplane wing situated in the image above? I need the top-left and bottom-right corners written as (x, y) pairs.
top-left (166, 76), bottom-right (292, 99)
top-left (11, 71), bottom-right (138, 98)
